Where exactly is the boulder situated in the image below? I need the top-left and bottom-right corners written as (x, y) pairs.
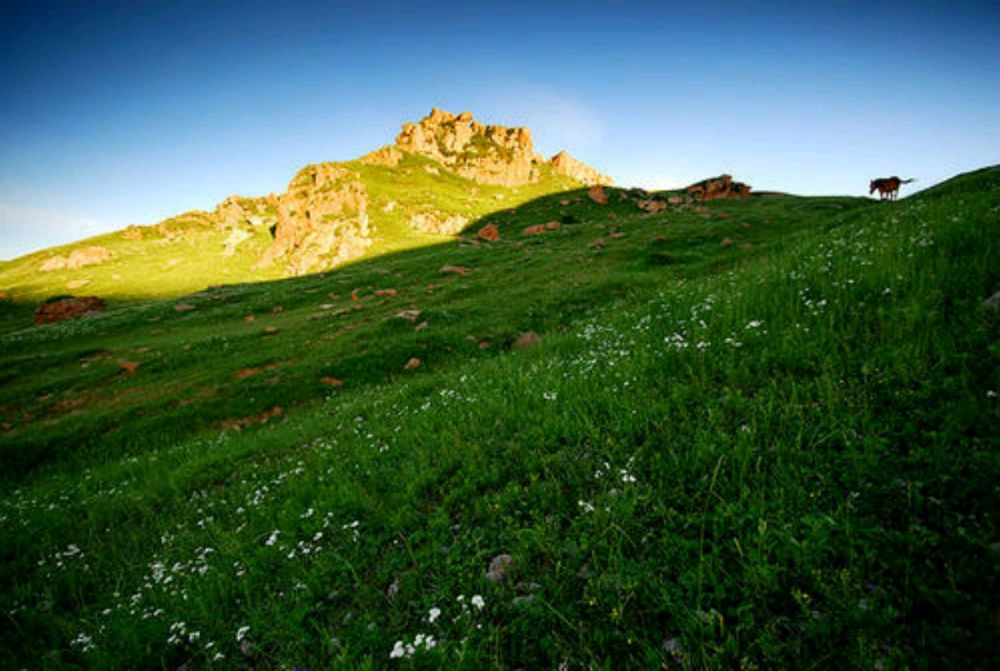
top-left (39, 246), bottom-right (111, 272)
top-left (476, 224), bottom-right (500, 241)
top-left (686, 175), bottom-right (752, 200)
top-left (588, 185), bottom-right (609, 205)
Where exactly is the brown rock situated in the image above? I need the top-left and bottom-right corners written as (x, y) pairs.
top-left (244, 314), bottom-right (255, 322)
top-left (264, 326), bottom-right (279, 334)
top-left (588, 185), bottom-right (609, 205)
top-left (415, 321), bottom-right (428, 331)
top-left (637, 199), bottom-right (667, 213)
top-left (667, 195), bottom-right (684, 205)
top-left (404, 357), bottom-right (422, 370)
top-left (589, 238), bottom-right (606, 249)
top-left (440, 265), bottom-right (471, 276)
top-left (174, 303), bottom-right (195, 312)
top-left (34, 296), bottom-right (107, 325)
top-left (512, 331), bottom-right (541, 349)
top-left (118, 359), bottom-right (141, 375)
top-left (522, 224), bottom-right (547, 236)
top-left (476, 224), bottom-right (500, 241)
top-left (559, 199), bottom-right (570, 206)
top-left (320, 376), bottom-right (344, 387)
top-left (545, 221), bottom-right (561, 231)
top-left (610, 232), bottom-right (625, 239)
top-left (721, 237), bottom-right (733, 246)
top-left (685, 174), bottom-right (752, 200)
top-left (396, 309), bottom-right (421, 321)
top-left (374, 289), bottom-right (398, 297)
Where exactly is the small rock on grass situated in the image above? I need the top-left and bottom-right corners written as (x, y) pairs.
top-left (404, 357), bottom-right (421, 370)
top-left (512, 331), bottom-right (541, 349)
top-left (440, 265), bottom-right (471, 276)
top-left (486, 554), bottom-right (513, 583)
top-left (118, 359), bottom-right (141, 375)
top-left (320, 377), bottom-right (344, 387)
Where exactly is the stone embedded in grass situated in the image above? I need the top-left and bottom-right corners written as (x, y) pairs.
top-left (174, 303), bottom-right (195, 312)
top-left (244, 314), bottom-right (255, 322)
top-left (404, 357), bottom-right (421, 370)
top-left (33, 296), bottom-right (107, 325)
top-left (984, 290), bottom-right (1000, 314)
top-left (610, 232), bottom-right (625, 239)
top-left (545, 221), bottom-right (561, 231)
top-left (320, 376), bottom-right (344, 387)
top-left (522, 224), bottom-right (547, 235)
top-left (588, 185), bottom-right (609, 205)
top-left (351, 289), bottom-right (362, 301)
top-left (264, 326), bottom-right (279, 334)
top-left (396, 309), bottom-right (421, 321)
top-left (415, 321), bottom-right (428, 331)
top-left (374, 289), bottom-right (398, 297)
top-left (512, 331), bottom-right (541, 349)
top-left (721, 237), bottom-right (733, 246)
top-left (477, 224), bottom-right (500, 241)
top-left (486, 553), bottom-right (513, 583)
top-left (440, 265), bottom-right (471, 276)
top-left (118, 359), bottom-right (141, 375)
top-left (589, 238), bottom-right (606, 250)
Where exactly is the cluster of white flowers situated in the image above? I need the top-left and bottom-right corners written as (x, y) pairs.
top-left (389, 633), bottom-right (437, 659)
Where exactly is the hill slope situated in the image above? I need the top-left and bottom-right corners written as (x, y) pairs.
top-left (0, 108), bottom-right (609, 302)
top-left (0, 166), bottom-right (998, 669)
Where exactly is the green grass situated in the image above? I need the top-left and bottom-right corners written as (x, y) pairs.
top-left (0, 166), bottom-right (998, 669)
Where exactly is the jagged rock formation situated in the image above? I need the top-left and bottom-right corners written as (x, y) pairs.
top-left (394, 108), bottom-right (612, 187)
top-left (686, 174), bottom-right (752, 200)
top-left (258, 163), bottom-right (371, 275)
top-left (549, 151), bottom-right (613, 186)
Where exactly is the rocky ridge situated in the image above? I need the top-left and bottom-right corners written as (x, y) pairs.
top-left (37, 109), bottom-right (612, 278)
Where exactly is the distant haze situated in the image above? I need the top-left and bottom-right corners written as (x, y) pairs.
top-left (2, 0), bottom-right (998, 260)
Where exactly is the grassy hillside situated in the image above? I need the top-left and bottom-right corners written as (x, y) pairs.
top-left (0, 153), bottom-right (582, 307)
top-left (0, 166), bottom-right (998, 669)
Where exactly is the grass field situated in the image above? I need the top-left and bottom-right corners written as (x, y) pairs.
top-left (1, 165), bottom-right (998, 669)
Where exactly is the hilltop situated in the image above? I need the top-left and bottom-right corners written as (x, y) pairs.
top-left (0, 109), bottom-right (612, 299)
top-left (0, 159), bottom-right (997, 668)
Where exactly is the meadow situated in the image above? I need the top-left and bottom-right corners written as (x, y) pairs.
top-left (1, 166), bottom-right (998, 669)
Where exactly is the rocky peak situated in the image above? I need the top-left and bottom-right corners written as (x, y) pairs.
top-left (394, 107), bottom-right (611, 187)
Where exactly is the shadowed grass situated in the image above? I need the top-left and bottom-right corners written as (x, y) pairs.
top-left (0, 166), bottom-right (997, 669)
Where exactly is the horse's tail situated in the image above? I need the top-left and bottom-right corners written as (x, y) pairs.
top-left (900, 178), bottom-right (916, 184)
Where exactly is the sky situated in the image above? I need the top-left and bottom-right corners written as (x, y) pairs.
top-left (1, 0), bottom-right (998, 260)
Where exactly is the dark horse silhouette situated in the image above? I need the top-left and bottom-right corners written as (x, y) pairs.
top-left (869, 176), bottom-right (915, 201)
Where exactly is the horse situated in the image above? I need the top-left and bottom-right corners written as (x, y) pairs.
top-left (869, 176), bottom-right (915, 201)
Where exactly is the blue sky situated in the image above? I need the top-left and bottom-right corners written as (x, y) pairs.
top-left (1, 0), bottom-right (998, 260)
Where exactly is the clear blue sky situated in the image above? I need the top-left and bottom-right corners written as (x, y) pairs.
top-left (1, 0), bottom-right (998, 260)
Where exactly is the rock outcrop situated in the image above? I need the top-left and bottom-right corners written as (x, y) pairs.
top-left (686, 175), bottom-right (752, 200)
top-left (34, 296), bottom-right (107, 325)
top-left (39, 246), bottom-right (111, 272)
top-left (549, 151), bottom-right (613, 186)
top-left (394, 108), bottom-right (612, 187)
top-left (258, 163), bottom-right (372, 275)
